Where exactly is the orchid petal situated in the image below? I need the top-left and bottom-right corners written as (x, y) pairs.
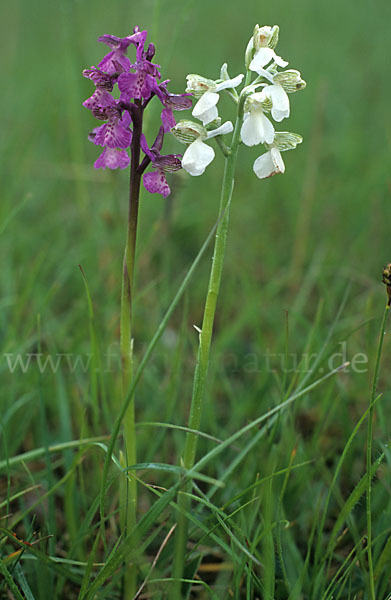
top-left (206, 121), bottom-right (234, 139)
top-left (215, 74), bottom-right (244, 92)
top-left (264, 84), bottom-right (290, 121)
top-left (241, 111), bottom-right (274, 146)
top-left (143, 170), bottom-right (171, 198)
top-left (182, 139), bottom-right (215, 176)
top-left (192, 91), bottom-right (220, 125)
top-left (94, 119), bottom-right (132, 148)
top-left (249, 47), bottom-right (275, 71)
top-left (253, 148), bottom-right (285, 179)
top-left (94, 148), bottom-right (130, 170)
top-left (161, 108), bottom-right (176, 132)
top-left (272, 51), bottom-right (289, 68)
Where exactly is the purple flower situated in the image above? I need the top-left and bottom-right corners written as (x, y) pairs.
top-left (143, 152), bottom-right (182, 198)
top-left (94, 147), bottom-right (130, 170)
top-left (98, 29), bottom-right (147, 75)
top-left (93, 109), bottom-right (132, 149)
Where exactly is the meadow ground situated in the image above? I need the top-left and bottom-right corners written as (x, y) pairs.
top-left (1, 0), bottom-right (391, 598)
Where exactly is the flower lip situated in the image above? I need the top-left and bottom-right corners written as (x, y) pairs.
top-left (253, 146), bottom-right (285, 179)
top-left (94, 147), bottom-right (130, 170)
top-left (241, 110), bottom-right (275, 146)
top-left (181, 138), bottom-right (215, 176)
top-left (192, 91), bottom-right (219, 125)
top-left (83, 88), bottom-right (117, 114)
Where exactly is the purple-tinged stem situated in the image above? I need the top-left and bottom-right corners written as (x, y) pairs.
top-left (120, 98), bottom-right (143, 598)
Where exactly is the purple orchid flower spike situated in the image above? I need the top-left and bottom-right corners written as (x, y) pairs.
top-left (83, 24), bottom-right (188, 199)
top-left (83, 29), bottom-right (198, 599)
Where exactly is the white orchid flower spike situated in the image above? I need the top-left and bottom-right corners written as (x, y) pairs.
top-left (186, 72), bottom-right (244, 126)
top-left (171, 24), bottom-right (306, 181)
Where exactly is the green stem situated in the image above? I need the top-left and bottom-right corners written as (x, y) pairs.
top-left (172, 96), bottom-right (246, 596)
top-left (120, 100), bottom-right (143, 598)
top-left (366, 302), bottom-right (389, 599)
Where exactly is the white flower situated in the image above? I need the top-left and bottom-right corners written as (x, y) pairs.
top-left (247, 25), bottom-right (288, 72)
top-left (240, 91), bottom-right (275, 146)
top-left (253, 131), bottom-right (303, 179)
top-left (187, 73), bottom-right (244, 126)
top-left (253, 147), bottom-right (285, 179)
top-left (255, 69), bottom-right (306, 122)
top-left (181, 121), bottom-right (234, 176)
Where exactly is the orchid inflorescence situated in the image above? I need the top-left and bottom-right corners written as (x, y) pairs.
top-left (83, 26), bottom-right (192, 197)
top-left (173, 24), bottom-right (306, 180)
top-left (83, 24), bottom-right (306, 195)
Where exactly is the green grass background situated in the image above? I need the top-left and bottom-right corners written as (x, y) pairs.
top-left (1, 0), bottom-right (391, 597)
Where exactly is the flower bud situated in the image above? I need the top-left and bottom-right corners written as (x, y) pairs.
top-left (272, 132), bottom-right (303, 151)
top-left (171, 120), bottom-right (207, 144)
top-left (146, 43), bottom-right (156, 61)
top-left (253, 25), bottom-right (279, 51)
top-left (274, 70), bottom-right (306, 93)
top-left (186, 74), bottom-right (216, 98)
top-left (220, 63), bottom-right (230, 81)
